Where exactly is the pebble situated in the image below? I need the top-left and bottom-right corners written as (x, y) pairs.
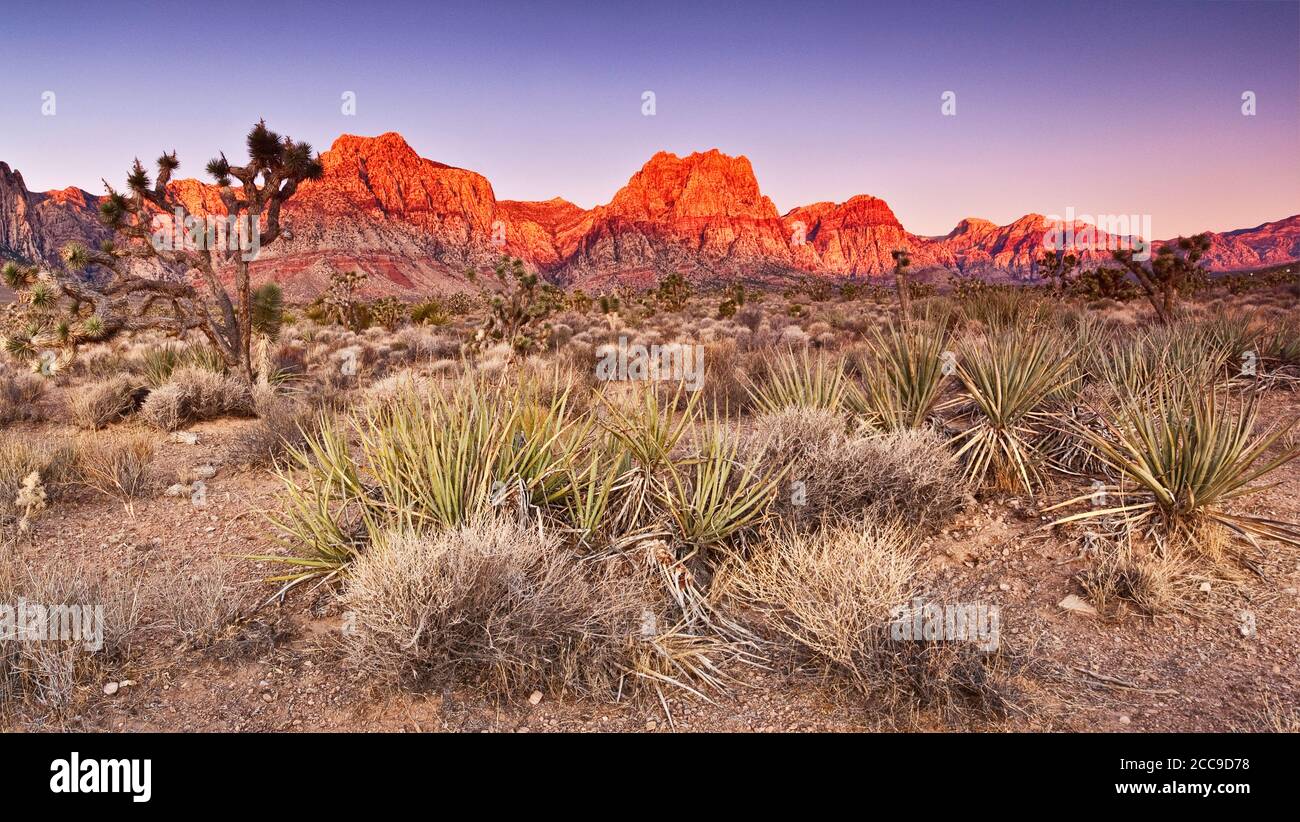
top-left (1119, 715), bottom-right (1131, 725)
top-left (103, 682), bottom-right (119, 696)
top-left (191, 465), bottom-right (218, 480)
top-left (170, 432), bottom-right (200, 445)
top-left (528, 690), bottom-right (543, 706)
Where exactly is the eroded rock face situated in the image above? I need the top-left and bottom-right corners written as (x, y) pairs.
top-left (782, 196), bottom-right (939, 276)
top-left (3, 133), bottom-right (1296, 296)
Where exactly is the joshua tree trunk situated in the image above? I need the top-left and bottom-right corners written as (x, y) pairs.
top-left (891, 249), bottom-right (912, 321)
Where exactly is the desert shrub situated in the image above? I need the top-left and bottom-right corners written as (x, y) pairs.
top-left (748, 408), bottom-right (967, 526)
top-left (139, 344), bottom-right (183, 388)
top-left (0, 436), bottom-right (76, 527)
top-left (261, 339), bottom-right (309, 385)
top-left (957, 286), bottom-right (1053, 331)
top-left (726, 520), bottom-right (917, 691)
top-left (410, 298), bottom-right (452, 326)
top-left (340, 519), bottom-right (648, 697)
top-left (266, 377), bottom-right (582, 582)
top-left (139, 366), bottom-right (253, 431)
top-left (164, 562), bottom-right (260, 652)
top-left (726, 520), bottom-right (1015, 721)
top-left (1074, 526), bottom-right (1195, 617)
top-left (468, 257), bottom-right (562, 356)
top-left (0, 559), bottom-right (142, 717)
top-left (68, 374), bottom-right (145, 429)
top-left (369, 296), bottom-right (408, 331)
top-left (321, 270), bottom-right (369, 331)
top-left (181, 343), bottom-right (229, 375)
top-left (0, 370), bottom-right (47, 424)
top-left (735, 304), bottom-right (765, 332)
top-left (696, 340), bottom-right (751, 412)
top-left (229, 387), bottom-right (320, 466)
top-left (74, 433), bottom-right (155, 510)
top-left (1071, 266), bottom-right (1138, 302)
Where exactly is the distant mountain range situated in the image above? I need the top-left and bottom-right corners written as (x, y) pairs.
top-left (2, 132), bottom-right (1297, 298)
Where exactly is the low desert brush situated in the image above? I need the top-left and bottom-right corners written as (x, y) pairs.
top-left (75, 433), bottom-right (155, 514)
top-left (69, 373), bottom-right (145, 429)
top-left (340, 518), bottom-right (649, 698)
top-left (748, 408), bottom-right (967, 527)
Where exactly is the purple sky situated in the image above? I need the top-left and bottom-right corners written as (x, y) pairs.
top-left (2, 0), bottom-right (1296, 237)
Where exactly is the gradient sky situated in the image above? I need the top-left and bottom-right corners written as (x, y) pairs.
top-left (2, 0), bottom-right (1297, 237)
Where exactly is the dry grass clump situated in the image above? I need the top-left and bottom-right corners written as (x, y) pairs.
top-left (0, 370), bottom-right (47, 424)
top-left (726, 521), bottom-right (1016, 723)
top-left (74, 433), bottom-right (155, 511)
top-left (139, 366), bottom-right (254, 431)
top-left (0, 558), bottom-right (143, 719)
top-left (228, 386), bottom-right (321, 466)
top-left (0, 435), bottom-right (77, 528)
top-left (68, 373), bottom-right (145, 429)
top-left (164, 563), bottom-right (266, 654)
top-left (1075, 533), bottom-right (1198, 617)
top-left (340, 519), bottom-right (649, 698)
top-left (726, 521), bottom-right (918, 690)
top-left (748, 408), bottom-right (968, 526)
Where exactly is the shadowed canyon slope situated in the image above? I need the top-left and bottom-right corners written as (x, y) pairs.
top-left (2, 133), bottom-right (1297, 297)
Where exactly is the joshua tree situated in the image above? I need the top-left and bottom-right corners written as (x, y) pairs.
top-left (1036, 249), bottom-right (1080, 295)
top-left (891, 249), bottom-right (912, 319)
top-left (1112, 234), bottom-right (1211, 324)
top-left (1, 121), bottom-right (322, 382)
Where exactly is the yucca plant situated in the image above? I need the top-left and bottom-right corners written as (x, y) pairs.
top-left (252, 282), bottom-right (285, 340)
top-left (662, 422), bottom-right (786, 550)
top-left (562, 441), bottom-right (633, 548)
top-left (1049, 383), bottom-right (1300, 551)
top-left (599, 383), bottom-right (700, 471)
top-left (949, 330), bottom-right (1079, 492)
top-left (183, 343), bottom-right (228, 375)
top-left (746, 349), bottom-right (846, 414)
top-left (265, 377), bottom-right (585, 583)
top-left (259, 417), bottom-right (370, 584)
top-left (1139, 323), bottom-right (1231, 391)
top-left (847, 320), bottom-right (950, 430)
top-left (141, 344), bottom-right (183, 388)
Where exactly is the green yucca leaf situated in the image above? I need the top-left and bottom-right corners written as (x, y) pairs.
top-left (849, 320), bottom-right (951, 431)
top-left (80, 314), bottom-right (106, 340)
top-left (62, 241), bottom-right (92, 270)
top-left (26, 281), bottom-right (57, 309)
top-left (599, 382), bottom-right (700, 471)
top-left (1049, 383), bottom-right (1300, 547)
top-left (949, 330), bottom-right (1079, 492)
top-left (2, 334), bottom-right (36, 360)
top-left (662, 421), bottom-right (786, 549)
top-left (746, 349), bottom-right (846, 414)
